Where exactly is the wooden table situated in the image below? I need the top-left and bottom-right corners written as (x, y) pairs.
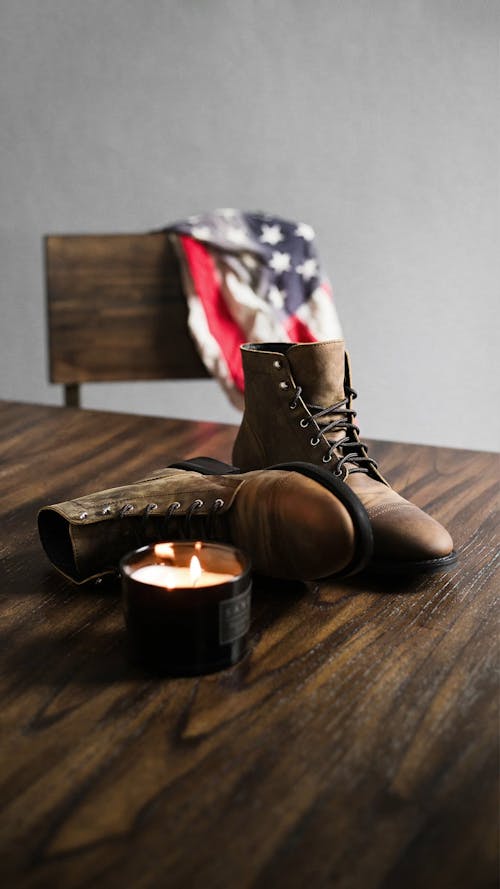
top-left (0, 400), bottom-right (498, 889)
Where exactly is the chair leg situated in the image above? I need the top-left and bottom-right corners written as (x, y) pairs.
top-left (64, 384), bottom-right (80, 408)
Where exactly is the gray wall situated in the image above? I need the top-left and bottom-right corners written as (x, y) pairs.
top-left (1, 0), bottom-right (498, 450)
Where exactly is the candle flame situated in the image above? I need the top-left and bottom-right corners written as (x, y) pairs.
top-left (155, 543), bottom-right (175, 559)
top-left (190, 554), bottom-right (202, 584)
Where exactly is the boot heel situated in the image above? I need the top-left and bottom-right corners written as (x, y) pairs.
top-left (168, 457), bottom-right (241, 475)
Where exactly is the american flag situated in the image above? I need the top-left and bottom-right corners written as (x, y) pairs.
top-left (167, 209), bottom-right (342, 407)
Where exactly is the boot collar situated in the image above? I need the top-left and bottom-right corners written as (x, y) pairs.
top-left (242, 340), bottom-right (347, 407)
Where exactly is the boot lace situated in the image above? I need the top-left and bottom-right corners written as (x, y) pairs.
top-left (120, 498), bottom-right (227, 547)
top-left (289, 385), bottom-right (378, 477)
top-left (160, 498), bottom-right (227, 541)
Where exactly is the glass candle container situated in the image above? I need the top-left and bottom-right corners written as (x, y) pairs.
top-left (120, 541), bottom-right (251, 676)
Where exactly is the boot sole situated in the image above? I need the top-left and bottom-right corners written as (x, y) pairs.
top-left (369, 550), bottom-right (458, 575)
top-left (169, 457), bottom-right (373, 578)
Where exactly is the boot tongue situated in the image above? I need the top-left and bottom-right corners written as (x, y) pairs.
top-left (287, 340), bottom-right (346, 407)
top-left (287, 340), bottom-right (352, 453)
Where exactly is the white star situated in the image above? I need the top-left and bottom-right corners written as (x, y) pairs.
top-left (268, 286), bottom-right (286, 310)
top-left (295, 222), bottom-right (315, 241)
top-left (191, 225), bottom-right (212, 240)
top-left (226, 227), bottom-right (247, 245)
top-left (296, 258), bottom-right (319, 281)
top-left (269, 251), bottom-right (291, 273)
top-left (260, 223), bottom-right (283, 246)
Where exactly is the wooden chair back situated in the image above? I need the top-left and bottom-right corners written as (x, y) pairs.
top-left (44, 232), bottom-right (208, 407)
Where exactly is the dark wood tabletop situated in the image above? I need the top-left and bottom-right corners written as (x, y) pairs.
top-left (0, 400), bottom-right (498, 889)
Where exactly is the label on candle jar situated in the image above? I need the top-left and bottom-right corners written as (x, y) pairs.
top-left (219, 586), bottom-right (251, 645)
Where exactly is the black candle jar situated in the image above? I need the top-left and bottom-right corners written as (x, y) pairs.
top-left (120, 541), bottom-right (252, 676)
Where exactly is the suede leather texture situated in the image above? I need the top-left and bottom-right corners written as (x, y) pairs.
top-left (38, 467), bottom-right (358, 584)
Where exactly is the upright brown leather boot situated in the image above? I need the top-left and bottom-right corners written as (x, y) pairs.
top-left (38, 461), bottom-right (372, 584)
top-left (233, 341), bottom-right (456, 573)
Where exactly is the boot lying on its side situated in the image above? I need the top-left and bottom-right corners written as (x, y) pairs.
top-left (233, 341), bottom-right (456, 574)
top-left (38, 460), bottom-right (372, 584)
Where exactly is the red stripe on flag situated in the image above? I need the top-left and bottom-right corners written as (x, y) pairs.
top-left (180, 235), bottom-right (246, 391)
top-left (284, 314), bottom-right (317, 343)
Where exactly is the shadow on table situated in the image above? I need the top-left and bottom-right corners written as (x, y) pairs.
top-left (3, 571), bottom-right (309, 697)
top-left (342, 568), bottom-right (432, 596)
top-left (6, 559), bottom-right (444, 710)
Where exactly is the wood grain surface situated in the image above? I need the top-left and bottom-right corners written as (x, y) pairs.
top-left (45, 233), bottom-right (209, 386)
top-left (0, 400), bottom-right (498, 889)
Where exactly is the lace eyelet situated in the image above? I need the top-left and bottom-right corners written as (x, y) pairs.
top-left (145, 502), bottom-right (158, 514)
top-left (279, 381), bottom-right (289, 390)
top-left (119, 504), bottom-right (134, 517)
top-left (101, 505), bottom-right (111, 515)
top-left (322, 454), bottom-right (332, 463)
top-left (300, 418), bottom-right (309, 428)
top-left (168, 501), bottom-right (181, 513)
top-left (310, 437), bottom-right (320, 447)
top-left (289, 401), bottom-right (297, 411)
top-left (191, 499), bottom-right (204, 509)
top-left (213, 498), bottom-right (224, 509)
top-left (333, 466), bottom-right (347, 479)
top-left (79, 511), bottom-right (88, 520)
top-left (273, 360), bottom-right (282, 369)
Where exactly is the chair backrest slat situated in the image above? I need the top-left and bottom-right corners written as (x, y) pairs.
top-left (45, 232), bottom-right (208, 387)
